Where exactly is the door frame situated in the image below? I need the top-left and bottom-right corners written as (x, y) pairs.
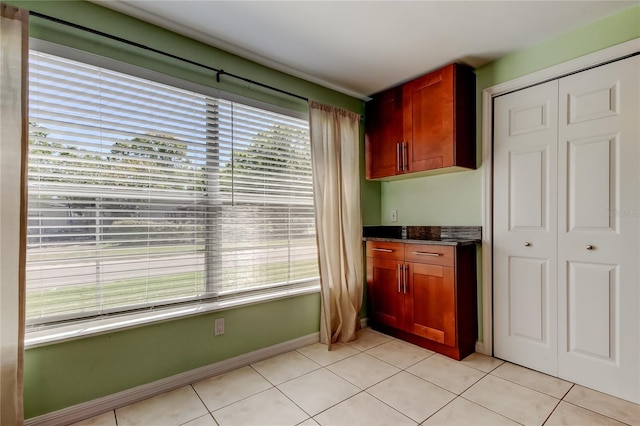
top-left (479, 38), bottom-right (639, 356)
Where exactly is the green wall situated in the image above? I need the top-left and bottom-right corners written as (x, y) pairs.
top-left (5, 0), bottom-right (378, 419)
top-left (380, 4), bottom-right (640, 227)
top-left (381, 170), bottom-right (482, 225)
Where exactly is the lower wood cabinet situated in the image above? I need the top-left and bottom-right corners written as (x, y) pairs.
top-left (366, 240), bottom-right (477, 360)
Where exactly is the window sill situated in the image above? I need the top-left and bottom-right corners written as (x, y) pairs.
top-left (24, 282), bottom-right (321, 349)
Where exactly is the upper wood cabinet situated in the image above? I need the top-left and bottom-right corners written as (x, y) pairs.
top-left (365, 87), bottom-right (403, 179)
top-left (365, 63), bottom-right (476, 180)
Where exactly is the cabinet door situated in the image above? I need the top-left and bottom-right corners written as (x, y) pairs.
top-left (403, 65), bottom-right (455, 172)
top-left (366, 257), bottom-right (404, 329)
top-left (365, 87), bottom-right (403, 179)
top-left (405, 262), bottom-right (456, 346)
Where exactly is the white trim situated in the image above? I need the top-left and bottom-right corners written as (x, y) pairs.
top-left (25, 284), bottom-right (320, 349)
top-left (475, 341), bottom-right (487, 355)
top-left (484, 39), bottom-right (640, 97)
top-left (479, 89), bottom-right (495, 357)
top-left (360, 317), bottom-right (369, 329)
top-left (480, 38), bottom-right (639, 358)
top-left (24, 332), bottom-right (320, 426)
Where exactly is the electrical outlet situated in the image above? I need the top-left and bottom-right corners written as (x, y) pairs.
top-left (214, 318), bottom-right (225, 336)
top-left (391, 209), bottom-right (398, 222)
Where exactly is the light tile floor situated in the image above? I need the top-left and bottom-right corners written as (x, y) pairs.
top-left (71, 328), bottom-right (640, 426)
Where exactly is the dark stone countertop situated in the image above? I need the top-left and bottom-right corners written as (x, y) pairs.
top-left (363, 226), bottom-right (481, 246)
top-left (363, 237), bottom-right (478, 246)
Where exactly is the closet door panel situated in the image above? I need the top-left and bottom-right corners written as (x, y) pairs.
top-left (567, 135), bottom-right (617, 231)
top-left (566, 261), bottom-right (617, 360)
top-left (508, 256), bottom-right (548, 342)
top-left (557, 56), bottom-right (639, 404)
top-left (493, 80), bottom-right (559, 376)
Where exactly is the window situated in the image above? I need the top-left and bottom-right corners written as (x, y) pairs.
top-left (26, 47), bottom-right (319, 329)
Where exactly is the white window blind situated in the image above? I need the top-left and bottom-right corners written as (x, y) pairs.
top-left (26, 49), bottom-right (319, 327)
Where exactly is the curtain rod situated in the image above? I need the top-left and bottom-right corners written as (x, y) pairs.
top-left (29, 10), bottom-right (309, 102)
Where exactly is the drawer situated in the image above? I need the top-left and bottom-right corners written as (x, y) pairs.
top-left (366, 241), bottom-right (404, 260)
top-left (404, 244), bottom-right (454, 266)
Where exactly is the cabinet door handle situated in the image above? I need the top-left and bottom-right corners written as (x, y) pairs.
top-left (396, 142), bottom-right (401, 173)
top-left (411, 251), bottom-right (442, 257)
top-left (397, 264), bottom-right (402, 292)
top-left (402, 142), bottom-right (407, 171)
top-left (403, 264), bottom-right (408, 293)
top-left (373, 248), bottom-right (394, 253)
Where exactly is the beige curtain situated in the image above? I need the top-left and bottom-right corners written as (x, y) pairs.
top-left (0, 4), bottom-right (28, 425)
top-left (309, 101), bottom-right (363, 348)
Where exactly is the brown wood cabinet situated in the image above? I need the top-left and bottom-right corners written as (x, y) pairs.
top-left (365, 63), bottom-right (475, 180)
top-left (366, 240), bottom-right (477, 360)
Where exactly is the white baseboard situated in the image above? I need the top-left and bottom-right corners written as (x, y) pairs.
top-left (475, 341), bottom-right (490, 356)
top-left (25, 332), bottom-right (320, 426)
top-left (360, 317), bottom-right (368, 329)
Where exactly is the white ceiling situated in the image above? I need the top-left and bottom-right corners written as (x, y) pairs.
top-left (93, 1), bottom-right (637, 100)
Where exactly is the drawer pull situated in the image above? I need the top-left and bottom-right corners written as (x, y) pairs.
top-left (373, 248), bottom-right (394, 253)
top-left (411, 251), bottom-right (442, 257)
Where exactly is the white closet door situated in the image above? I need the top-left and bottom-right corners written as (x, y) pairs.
top-left (557, 56), bottom-right (640, 403)
top-left (493, 80), bottom-right (559, 376)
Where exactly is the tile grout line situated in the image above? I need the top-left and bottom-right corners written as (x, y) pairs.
top-left (189, 383), bottom-right (215, 424)
top-left (459, 357), bottom-right (506, 374)
top-left (402, 354), bottom-right (491, 397)
top-left (190, 367), bottom-right (276, 417)
top-left (402, 367), bottom-right (478, 397)
top-left (539, 395), bottom-right (563, 426)
top-left (484, 372), bottom-right (569, 401)
top-left (268, 382), bottom-right (315, 423)
top-left (454, 368), bottom-right (488, 396)
top-left (361, 392), bottom-right (423, 425)
top-left (296, 343), bottom-right (363, 368)
top-left (556, 398), bottom-right (635, 426)
top-left (307, 389), bottom-right (368, 422)
top-left (459, 375), bottom-right (564, 426)
top-left (488, 363), bottom-right (575, 398)
top-left (559, 383), bottom-right (575, 400)
top-left (421, 395), bottom-right (526, 426)
top-left (176, 412), bottom-right (218, 426)
top-left (419, 396), bottom-right (458, 425)
top-left (456, 395), bottom-right (527, 425)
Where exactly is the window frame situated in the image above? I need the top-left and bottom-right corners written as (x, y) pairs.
top-left (24, 39), bottom-right (320, 346)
